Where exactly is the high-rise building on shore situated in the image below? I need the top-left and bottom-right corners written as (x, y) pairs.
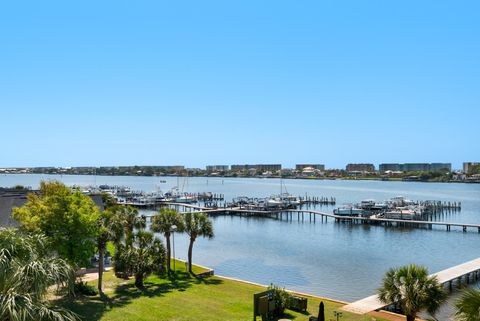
top-left (346, 163), bottom-right (375, 172)
top-left (206, 165), bottom-right (229, 172)
top-left (231, 164), bottom-right (282, 171)
top-left (379, 163), bottom-right (451, 173)
top-left (463, 162), bottom-right (480, 174)
top-left (378, 163), bottom-right (401, 172)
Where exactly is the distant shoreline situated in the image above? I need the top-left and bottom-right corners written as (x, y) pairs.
top-left (1, 172), bottom-right (478, 184)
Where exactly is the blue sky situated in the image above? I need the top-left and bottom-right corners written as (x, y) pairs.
top-left (1, 1), bottom-right (479, 169)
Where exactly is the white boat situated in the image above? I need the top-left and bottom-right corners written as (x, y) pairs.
top-left (388, 196), bottom-right (416, 207)
top-left (384, 209), bottom-right (416, 220)
top-left (281, 193), bottom-right (301, 206)
top-left (165, 187), bottom-right (197, 203)
top-left (359, 199), bottom-right (376, 209)
top-left (358, 199), bottom-right (388, 211)
top-left (175, 194), bottom-right (197, 203)
top-left (266, 196), bottom-right (284, 208)
top-left (265, 172), bottom-right (301, 209)
top-left (334, 206), bottom-right (365, 216)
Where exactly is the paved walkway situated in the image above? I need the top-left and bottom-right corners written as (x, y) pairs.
top-left (80, 267), bottom-right (113, 282)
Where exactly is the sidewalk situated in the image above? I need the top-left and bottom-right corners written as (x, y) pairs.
top-left (79, 267), bottom-right (113, 282)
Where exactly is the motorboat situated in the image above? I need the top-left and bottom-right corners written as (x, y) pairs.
top-left (334, 205), bottom-right (365, 216)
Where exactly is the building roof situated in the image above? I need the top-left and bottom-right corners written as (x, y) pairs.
top-left (0, 189), bottom-right (104, 228)
top-left (0, 189), bottom-right (30, 227)
top-left (89, 194), bottom-right (105, 212)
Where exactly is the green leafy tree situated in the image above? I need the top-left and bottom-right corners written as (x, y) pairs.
top-left (183, 212), bottom-right (214, 274)
top-left (151, 208), bottom-right (185, 274)
top-left (120, 230), bottom-right (166, 287)
top-left (0, 229), bottom-right (78, 321)
top-left (455, 288), bottom-right (480, 321)
top-left (13, 181), bottom-right (100, 268)
top-left (378, 264), bottom-right (446, 321)
top-left (469, 164), bottom-right (480, 175)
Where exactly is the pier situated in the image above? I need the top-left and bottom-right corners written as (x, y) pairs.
top-left (157, 203), bottom-right (480, 233)
top-left (342, 257), bottom-right (480, 315)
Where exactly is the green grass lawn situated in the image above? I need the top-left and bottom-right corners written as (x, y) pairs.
top-left (60, 261), bottom-right (391, 321)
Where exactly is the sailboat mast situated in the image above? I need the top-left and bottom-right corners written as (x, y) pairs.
top-left (280, 168), bottom-right (282, 195)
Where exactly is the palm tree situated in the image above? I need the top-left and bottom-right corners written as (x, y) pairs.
top-left (151, 208), bottom-right (185, 274)
top-left (121, 230), bottom-right (166, 288)
top-left (455, 288), bottom-right (480, 321)
top-left (378, 264), bottom-right (446, 321)
top-left (96, 194), bottom-right (122, 294)
top-left (0, 228), bottom-right (78, 321)
top-left (183, 212), bottom-right (214, 274)
top-left (96, 207), bottom-right (121, 295)
top-left (120, 205), bottom-right (146, 246)
top-left (109, 205), bottom-right (146, 278)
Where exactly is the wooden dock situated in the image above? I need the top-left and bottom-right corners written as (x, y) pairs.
top-left (159, 203), bottom-right (480, 233)
top-left (342, 257), bottom-right (480, 315)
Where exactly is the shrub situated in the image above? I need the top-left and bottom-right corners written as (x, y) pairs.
top-left (268, 284), bottom-right (290, 317)
top-left (74, 281), bottom-right (98, 296)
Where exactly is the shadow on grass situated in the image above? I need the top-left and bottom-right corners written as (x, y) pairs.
top-left (56, 270), bottom-right (224, 321)
top-left (279, 311), bottom-right (297, 320)
top-left (295, 309), bottom-right (311, 316)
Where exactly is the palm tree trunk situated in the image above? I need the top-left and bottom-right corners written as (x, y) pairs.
top-left (135, 273), bottom-right (144, 288)
top-left (98, 242), bottom-right (105, 294)
top-left (188, 237), bottom-right (195, 274)
top-left (406, 314), bottom-right (416, 321)
top-left (165, 233), bottom-right (171, 273)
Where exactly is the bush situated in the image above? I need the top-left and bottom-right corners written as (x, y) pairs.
top-left (74, 281), bottom-right (98, 296)
top-left (113, 246), bottom-right (131, 279)
top-left (268, 284), bottom-right (290, 317)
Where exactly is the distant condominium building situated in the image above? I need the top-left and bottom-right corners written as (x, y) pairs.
top-left (346, 163), bottom-right (375, 173)
top-left (115, 165), bottom-right (185, 171)
top-left (230, 164), bottom-right (282, 172)
top-left (463, 162), bottom-right (480, 174)
top-left (429, 163), bottom-right (452, 172)
top-left (379, 163), bottom-right (451, 173)
top-left (295, 164), bottom-right (325, 171)
top-left (402, 163), bottom-right (432, 172)
top-left (206, 165), bottom-right (229, 172)
top-left (378, 163), bottom-right (401, 172)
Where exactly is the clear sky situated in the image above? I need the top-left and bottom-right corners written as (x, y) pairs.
top-left (1, 1), bottom-right (478, 169)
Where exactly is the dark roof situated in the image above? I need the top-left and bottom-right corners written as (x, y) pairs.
top-left (89, 194), bottom-right (105, 212)
top-left (0, 189), bottom-right (104, 228)
top-left (0, 189), bottom-right (30, 227)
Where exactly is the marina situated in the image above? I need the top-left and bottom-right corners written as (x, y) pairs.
top-left (86, 184), bottom-right (474, 233)
top-left (160, 204), bottom-right (480, 233)
top-left (77, 184), bottom-right (225, 207)
top-left (2, 174), bottom-right (480, 315)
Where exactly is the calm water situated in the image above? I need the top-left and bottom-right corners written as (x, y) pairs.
top-left (2, 174), bottom-right (480, 316)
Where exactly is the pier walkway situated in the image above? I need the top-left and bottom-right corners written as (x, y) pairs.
top-left (153, 203), bottom-right (480, 233)
top-left (286, 209), bottom-right (480, 232)
top-left (342, 257), bottom-right (480, 314)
